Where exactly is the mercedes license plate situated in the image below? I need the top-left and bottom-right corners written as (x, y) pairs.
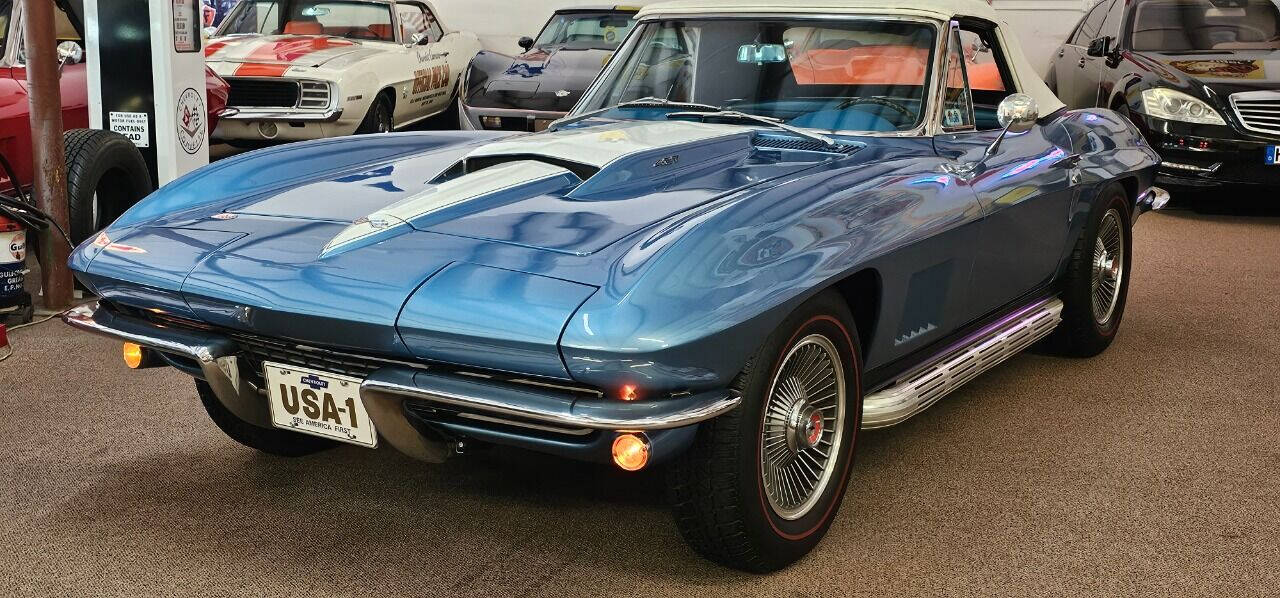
top-left (265, 362), bottom-right (377, 448)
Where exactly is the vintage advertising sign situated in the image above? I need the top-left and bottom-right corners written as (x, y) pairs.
top-left (108, 112), bottom-right (151, 148)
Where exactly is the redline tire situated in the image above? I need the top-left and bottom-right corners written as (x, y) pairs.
top-left (667, 290), bottom-right (863, 572)
top-left (1046, 183), bottom-right (1133, 357)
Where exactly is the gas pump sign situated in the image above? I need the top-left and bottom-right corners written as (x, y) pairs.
top-left (172, 0), bottom-right (200, 53)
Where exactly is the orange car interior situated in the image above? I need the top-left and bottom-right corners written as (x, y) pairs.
top-left (791, 45), bottom-right (1005, 91)
top-left (281, 20), bottom-right (395, 41)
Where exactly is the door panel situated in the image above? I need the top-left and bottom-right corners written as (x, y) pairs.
top-left (935, 121), bottom-right (1077, 319)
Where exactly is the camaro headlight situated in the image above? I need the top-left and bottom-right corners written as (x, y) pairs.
top-left (1140, 88), bottom-right (1226, 125)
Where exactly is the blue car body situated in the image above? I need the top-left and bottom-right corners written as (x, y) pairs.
top-left (67, 109), bottom-right (1157, 463)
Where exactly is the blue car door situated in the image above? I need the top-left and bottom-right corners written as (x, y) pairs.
top-left (933, 21), bottom-right (1078, 322)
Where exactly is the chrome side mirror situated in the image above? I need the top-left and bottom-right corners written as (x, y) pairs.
top-left (203, 26), bottom-right (219, 39)
top-left (410, 32), bottom-right (430, 46)
top-left (946, 94), bottom-right (1041, 179)
top-left (996, 93), bottom-right (1038, 134)
top-left (57, 41), bottom-right (84, 73)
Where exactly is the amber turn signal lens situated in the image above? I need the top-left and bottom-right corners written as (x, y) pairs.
top-left (611, 433), bottom-right (650, 471)
top-left (122, 342), bottom-right (145, 369)
top-left (620, 384), bottom-right (639, 401)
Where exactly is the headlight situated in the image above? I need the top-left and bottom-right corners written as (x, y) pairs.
top-left (1140, 88), bottom-right (1226, 125)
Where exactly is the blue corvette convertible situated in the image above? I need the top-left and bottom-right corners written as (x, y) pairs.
top-left (65, 0), bottom-right (1164, 572)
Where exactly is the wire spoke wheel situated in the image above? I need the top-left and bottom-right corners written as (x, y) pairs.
top-left (760, 334), bottom-right (846, 520)
top-left (1090, 208), bottom-right (1125, 326)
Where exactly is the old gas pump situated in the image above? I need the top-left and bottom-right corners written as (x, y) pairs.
top-left (83, 0), bottom-right (210, 186)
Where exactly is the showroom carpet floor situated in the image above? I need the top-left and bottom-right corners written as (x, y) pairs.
top-left (2, 205), bottom-right (1277, 597)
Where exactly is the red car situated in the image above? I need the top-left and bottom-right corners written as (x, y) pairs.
top-left (0, 0), bottom-right (229, 241)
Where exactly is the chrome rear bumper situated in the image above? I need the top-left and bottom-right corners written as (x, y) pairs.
top-left (1136, 186), bottom-right (1171, 215)
top-left (63, 302), bottom-right (740, 462)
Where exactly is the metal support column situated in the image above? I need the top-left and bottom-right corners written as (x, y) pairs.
top-left (21, 0), bottom-right (73, 310)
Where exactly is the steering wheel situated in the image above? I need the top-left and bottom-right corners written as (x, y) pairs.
top-left (346, 27), bottom-right (382, 40)
top-left (835, 96), bottom-right (915, 121)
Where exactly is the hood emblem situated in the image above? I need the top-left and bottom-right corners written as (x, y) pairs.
top-left (212, 212), bottom-right (237, 220)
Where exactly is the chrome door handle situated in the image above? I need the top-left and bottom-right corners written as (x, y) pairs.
top-left (1078, 58), bottom-right (1087, 68)
top-left (1058, 48), bottom-right (1066, 57)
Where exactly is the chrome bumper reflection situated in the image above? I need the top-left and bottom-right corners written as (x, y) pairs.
top-left (220, 107), bottom-right (344, 122)
top-left (62, 302), bottom-right (271, 428)
top-left (62, 302), bottom-right (741, 463)
top-left (1136, 186), bottom-right (1171, 214)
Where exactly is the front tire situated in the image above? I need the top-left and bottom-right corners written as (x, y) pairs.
top-left (667, 291), bottom-right (862, 572)
top-left (196, 380), bottom-right (335, 457)
top-left (1046, 183), bottom-right (1133, 357)
top-left (356, 95), bottom-right (393, 135)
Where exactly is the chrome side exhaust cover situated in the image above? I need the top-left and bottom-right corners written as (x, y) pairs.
top-left (862, 297), bottom-right (1064, 429)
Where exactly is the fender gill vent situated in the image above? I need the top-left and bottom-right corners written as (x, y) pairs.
top-left (753, 136), bottom-right (862, 155)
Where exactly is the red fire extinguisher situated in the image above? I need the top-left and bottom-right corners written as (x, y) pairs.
top-left (0, 211), bottom-right (33, 325)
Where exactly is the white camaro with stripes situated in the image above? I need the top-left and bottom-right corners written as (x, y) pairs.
top-left (207, 0), bottom-right (480, 142)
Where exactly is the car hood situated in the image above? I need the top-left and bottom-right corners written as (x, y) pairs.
top-left (1132, 49), bottom-right (1280, 89)
top-left (205, 34), bottom-right (383, 76)
top-left (464, 45), bottom-right (617, 112)
top-left (222, 120), bottom-right (806, 257)
top-left (77, 121), bottom-right (839, 372)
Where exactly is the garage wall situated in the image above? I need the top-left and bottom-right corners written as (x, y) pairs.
top-left (993, 0), bottom-right (1092, 76)
top-left (435, 0), bottom-right (1090, 76)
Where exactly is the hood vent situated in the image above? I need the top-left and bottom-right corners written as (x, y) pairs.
top-left (753, 135), bottom-right (862, 155)
top-left (432, 154), bottom-right (599, 185)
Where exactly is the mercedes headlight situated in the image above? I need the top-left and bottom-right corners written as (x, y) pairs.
top-left (1140, 88), bottom-right (1226, 125)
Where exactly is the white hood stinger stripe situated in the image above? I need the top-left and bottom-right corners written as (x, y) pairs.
top-left (321, 161), bottom-right (578, 257)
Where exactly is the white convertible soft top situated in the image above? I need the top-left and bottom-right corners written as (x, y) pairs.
top-left (637, 0), bottom-right (1065, 115)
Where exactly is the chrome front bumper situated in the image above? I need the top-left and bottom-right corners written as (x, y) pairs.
top-left (220, 107), bottom-right (344, 123)
top-left (63, 302), bottom-right (740, 462)
top-left (458, 103), bottom-right (567, 131)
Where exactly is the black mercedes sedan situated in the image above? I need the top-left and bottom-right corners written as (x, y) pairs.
top-left (458, 5), bottom-right (637, 132)
top-left (1049, 0), bottom-right (1280, 190)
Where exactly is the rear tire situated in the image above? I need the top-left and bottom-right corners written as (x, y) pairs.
top-left (63, 129), bottom-right (153, 246)
top-left (667, 291), bottom-right (863, 572)
top-left (1045, 183), bottom-right (1132, 357)
top-left (196, 380), bottom-right (335, 457)
top-left (356, 95), bottom-right (393, 134)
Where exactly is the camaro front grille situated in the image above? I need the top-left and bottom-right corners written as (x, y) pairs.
top-left (226, 78), bottom-right (302, 108)
top-left (1229, 91), bottom-right (1280, 137)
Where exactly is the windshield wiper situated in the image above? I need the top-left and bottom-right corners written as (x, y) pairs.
top-left (666, 110), bottom-right (836, 147)
top-left (547, 97), bottom-right (722, 131)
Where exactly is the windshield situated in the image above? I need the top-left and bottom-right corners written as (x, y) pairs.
top-left (577, 18), bottom-right (937, 133)
top-left (534, 11), bottom-right (636, 49)
top-left (1131, 0), bottom-right (1280, 51)
top-left (218, 0), bottom-right (397, 42)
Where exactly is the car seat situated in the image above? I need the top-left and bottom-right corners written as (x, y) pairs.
top-left (284, 21), bottom-right (324, 35)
